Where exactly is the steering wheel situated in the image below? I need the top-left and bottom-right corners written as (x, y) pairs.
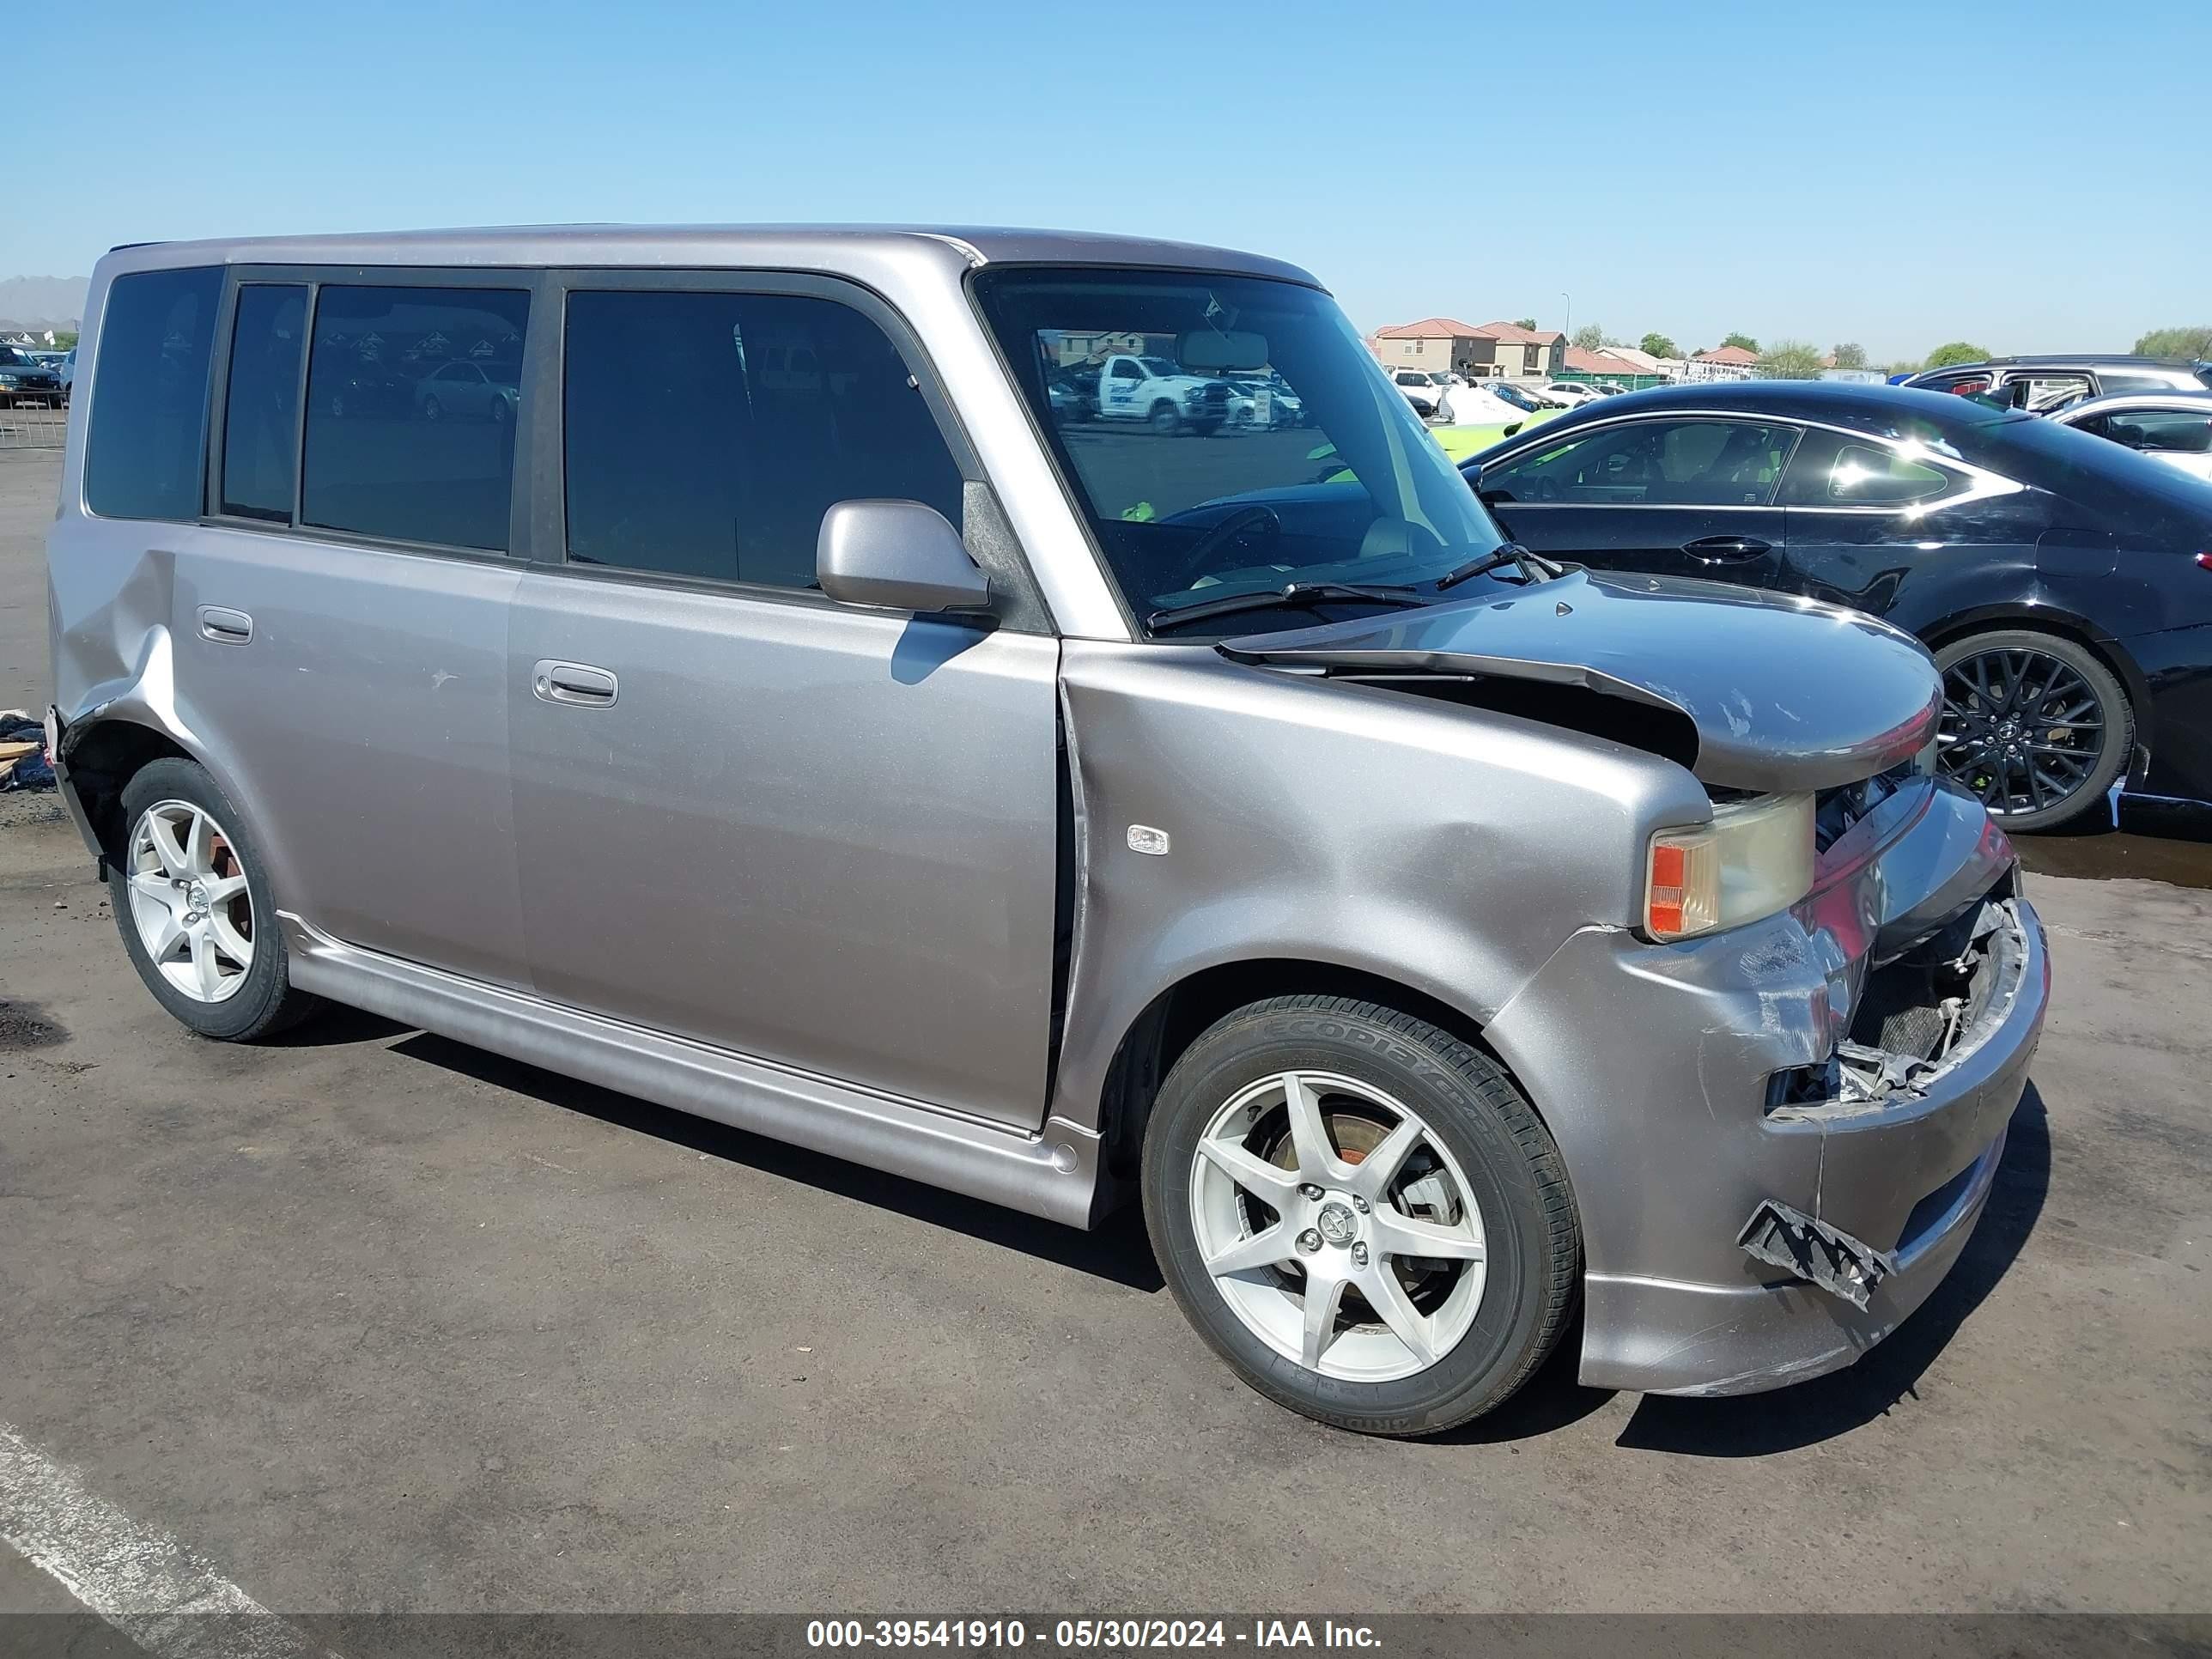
top-left (1531, 475), bottom-right (1564, 502)
top-left (1165, 505), bottom-right (1283, 589)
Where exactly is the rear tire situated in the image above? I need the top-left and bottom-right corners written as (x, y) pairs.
top-left (109, 759), bottom-right (323, 1042)
top-left (1143, 995), bottom-right (1578, 1437)
top-left (1933, 629), bottom-right (2130, 832)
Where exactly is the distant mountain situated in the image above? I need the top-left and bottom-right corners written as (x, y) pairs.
top-left (0, 275), bottom-right (90, 331)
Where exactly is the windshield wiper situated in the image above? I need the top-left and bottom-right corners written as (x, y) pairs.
top-left (1433, 542), bottom-right (1564, 591)
top-left (1146, 580), bottom-right (1430, 632)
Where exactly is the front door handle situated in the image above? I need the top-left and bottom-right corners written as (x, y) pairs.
top-left (1680, 535), bottom-right (1773, 564)
top-left (532, 659), bottom-right (618, 707)
top-left (196, 605), bottom-right (253, 644)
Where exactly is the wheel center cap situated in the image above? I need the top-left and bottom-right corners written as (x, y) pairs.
top-left (187, 883), bottom-right (210, 910)
top-left (1316, 1201), bottom-right (1358, 1246)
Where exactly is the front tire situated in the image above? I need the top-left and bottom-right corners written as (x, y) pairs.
top-left (1148, 399), bottom-right (1183, 435)
top-left (109, 759), bottom-right (322, 1042)
top-left (1143, 995), bottom-right (1578, 1437)
top-left (1933, 630), bottom-right (2130, 832)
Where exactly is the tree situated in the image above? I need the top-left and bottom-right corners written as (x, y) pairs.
top-left (1758, 339), bottom-right (1826, 380)
top-left (2133, 325), bottom-right (2212, 359)
top-left (1722, 331), bottom-right (1759, 353)
top-left (1513, 317), bottom-right (1537, 331)
top-left (1923, 342), bottom-right (1990, 368)
top-left (1640, 331), bottom-right (1678, 360)
top-left (1831, 342), bottom-right (1868, 370)
top-left (1571, 323), bottom-right (1605, 352)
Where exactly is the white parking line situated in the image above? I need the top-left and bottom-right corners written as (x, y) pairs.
top-left (0, 1423), bottom-right (335, 1658)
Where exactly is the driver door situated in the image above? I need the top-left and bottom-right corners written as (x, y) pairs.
top-left (505, 273), bottom-right (1063, 1129)
top-left (1476, 416), bottom-right (1797, 586)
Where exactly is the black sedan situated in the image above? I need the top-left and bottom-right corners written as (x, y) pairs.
top-left (1461, 380), bottom-right (2212, 831)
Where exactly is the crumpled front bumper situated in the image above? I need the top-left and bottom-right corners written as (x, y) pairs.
top-left (1486, 775), bottom-right (2048, 1397)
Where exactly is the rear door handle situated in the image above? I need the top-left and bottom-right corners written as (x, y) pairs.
top-left (1680, 535), bottom-right (1773, 563)
top-left (532, 659), bottom-right (618, 707)
top-left (196, 605), bottom-right (252, 644)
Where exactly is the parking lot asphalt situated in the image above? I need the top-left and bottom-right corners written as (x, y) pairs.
top-left (3, 447), bottom-right (2209, 1618)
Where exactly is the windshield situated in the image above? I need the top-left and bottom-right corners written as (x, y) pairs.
top-left (971, 268), bottom-right (1509, 630)
top-left (0, 348), bottom-right (27, 366)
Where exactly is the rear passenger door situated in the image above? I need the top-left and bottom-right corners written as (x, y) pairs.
top-left (1474, 416), bottom-right (1797, 586)
top-left (182, 270), bottom-right (534, 988)
top-left (504, 273), bottom-right (1062, 1130)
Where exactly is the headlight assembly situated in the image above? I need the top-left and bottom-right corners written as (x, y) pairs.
top-left (1644, 792), bottom-right (1816, 941)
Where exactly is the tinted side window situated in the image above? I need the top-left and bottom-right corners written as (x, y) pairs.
top-left (1482, 419), bottom-right (1796, 506)
top-left (219, 284), bottom-right (307, 521)
top-left (301, 285), bottom-right (529, 551)
top-left (1779, 432), bottom-right (1955, 507)
top-left (563, 288), bottom-right (963, 588)
top-left (2106, 410), bottom-right (2212, 454)
top-left (85, 266), bottom-right (222, 520)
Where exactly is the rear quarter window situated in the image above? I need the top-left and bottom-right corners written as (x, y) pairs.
top-left (84, 266), bottom-right (223, 520)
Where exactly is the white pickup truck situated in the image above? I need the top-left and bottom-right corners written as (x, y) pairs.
top-left (1093, 351), bottom-right (1229, 434)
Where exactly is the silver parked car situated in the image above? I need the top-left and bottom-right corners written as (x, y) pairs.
top-left (2045, 391), bottom-right (2212, 483)
top-left (47, 228), bottom-right (2047, 1436)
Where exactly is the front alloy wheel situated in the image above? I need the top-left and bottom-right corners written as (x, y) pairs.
top-left (1190, 1071), bottom-right (1487, 1381)
top-left (1144, 996), bottom-right (1578, 1436)
top-left (1934, 631), bottom-right (2130, 832)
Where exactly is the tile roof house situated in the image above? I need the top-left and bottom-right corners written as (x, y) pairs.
top-left (1684, 343), bottom-right (1761, 382)
top-left (1371, 318), bottom-right (1564, 379)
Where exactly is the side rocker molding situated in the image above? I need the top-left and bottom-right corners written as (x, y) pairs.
top-left (278, 914), bottom-right (1106, 1229)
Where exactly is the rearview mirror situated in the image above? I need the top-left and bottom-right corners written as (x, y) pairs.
top-left (1177, 329), bottom-right (1268, 373)
top-left (817, 500), bottom-right (992, 613)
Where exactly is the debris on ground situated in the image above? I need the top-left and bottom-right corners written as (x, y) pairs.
top-left (0, 710), bottom-right (55, 792)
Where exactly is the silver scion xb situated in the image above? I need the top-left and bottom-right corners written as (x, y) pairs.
top-left (46, 228), bottom-right (2047, 1435)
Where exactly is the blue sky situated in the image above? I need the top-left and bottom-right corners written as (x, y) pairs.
top-left (18, 0), bottom-right (2208, 361)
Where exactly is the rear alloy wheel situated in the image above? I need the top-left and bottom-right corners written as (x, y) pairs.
top-left (126, 799), bottom-right (256, 1005)
top-left (1145, 996), bottom-right (1578, 1436)
top-left (110, 758), bottom-right (322, 1041)
top-left (1933, 630), bottom-right (2130, 833)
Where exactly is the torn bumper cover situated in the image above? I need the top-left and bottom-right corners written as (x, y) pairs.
top-left (1485, 775), bottom-right (2049, 1398)
top-left (1737, 1200), bottom-right (1894, 1312)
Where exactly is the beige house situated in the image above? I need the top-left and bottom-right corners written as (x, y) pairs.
top-left (1371, 318), bottom-right (1565, 380)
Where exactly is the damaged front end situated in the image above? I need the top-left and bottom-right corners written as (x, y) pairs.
top-left (1775, 893), bottom-right (2030, 1115)
top-left (1737, 897), bottom-right (2029, 1310)
top-left (1736, 888), bottom-right (2034, 1310)
top-left (1485, 767), bottom-right (2047, 1397)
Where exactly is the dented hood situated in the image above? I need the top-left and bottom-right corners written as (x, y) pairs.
top-left (1218, 569), bottom-right (1941, 793)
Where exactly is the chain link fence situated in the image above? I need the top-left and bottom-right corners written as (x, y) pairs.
top-left (0, 404), bottom-right (68, 452)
